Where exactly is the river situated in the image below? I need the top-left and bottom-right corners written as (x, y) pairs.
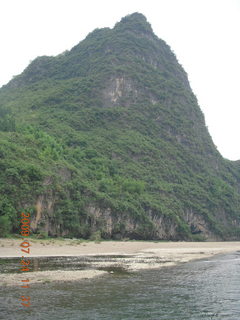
top-left (1, 251), bottom-right (240, 319)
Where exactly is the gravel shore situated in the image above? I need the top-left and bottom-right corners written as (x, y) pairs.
top-left (1, 239), bottom-right (240, 286)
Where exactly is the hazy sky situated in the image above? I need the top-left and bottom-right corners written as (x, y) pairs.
top-left (0, 0), bottom-right (239, 160)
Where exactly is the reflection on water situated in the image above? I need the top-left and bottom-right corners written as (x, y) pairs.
top-left (1, 252), bottom-right (240, 320)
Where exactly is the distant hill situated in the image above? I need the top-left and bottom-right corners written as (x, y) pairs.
top-left (0, 13), bottom-right (240, 240)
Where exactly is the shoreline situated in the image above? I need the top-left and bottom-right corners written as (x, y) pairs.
top-left (1, 239), bottom-right (240, 286)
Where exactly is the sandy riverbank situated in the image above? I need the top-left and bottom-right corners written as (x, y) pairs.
top-left (1, 239), bottom-right (240, 285)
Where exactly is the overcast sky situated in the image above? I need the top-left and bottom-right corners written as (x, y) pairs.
top-left (0, 0), bottom-right (239, 160)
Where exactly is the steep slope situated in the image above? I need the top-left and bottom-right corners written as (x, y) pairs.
top-left (0, 13), bottom-right (240, 240)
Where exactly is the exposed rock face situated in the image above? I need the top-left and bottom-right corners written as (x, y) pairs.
top-left (102, 77), bottom-right (136, 106)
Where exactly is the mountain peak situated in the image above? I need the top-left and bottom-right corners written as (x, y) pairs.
top-left (114, 12), bottom-right (153, 34)
top-left (119, 12), bottom-right (147, 22)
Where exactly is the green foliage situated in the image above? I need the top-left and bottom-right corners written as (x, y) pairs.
top-left (0, 196), bottom-right (17, 236)
top-left (20, 125), bottom-right (63, 160)
top-left (90, 231), bottom-right (102, 242)
top-left (0, 106), bottom-right (16, 132)
top-left (36, 231), bottom-right (48, 239)
top-left (0, 216), bottom-right (11, 237)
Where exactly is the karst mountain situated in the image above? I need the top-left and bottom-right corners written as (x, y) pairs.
top-left (0, 13), bottom-right (240, 240)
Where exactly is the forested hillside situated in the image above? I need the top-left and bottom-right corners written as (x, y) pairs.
top-left (0, 13), bottom-right (240, 240)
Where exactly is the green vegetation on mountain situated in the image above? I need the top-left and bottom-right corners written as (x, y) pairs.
top-left (0, 13), bottom-right (240, 240)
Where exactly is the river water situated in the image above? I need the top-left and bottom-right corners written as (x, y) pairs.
top-left (1, 251), bottom-right (240, 320)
